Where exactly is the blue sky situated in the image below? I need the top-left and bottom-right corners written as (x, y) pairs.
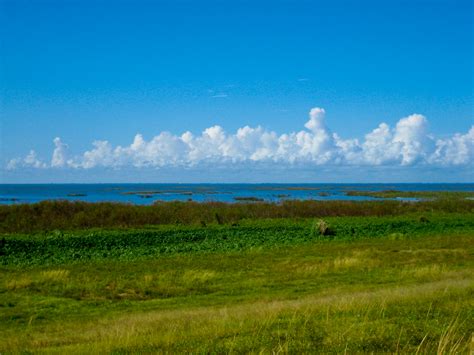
top-left (1, 0), bottom-right (473, 183)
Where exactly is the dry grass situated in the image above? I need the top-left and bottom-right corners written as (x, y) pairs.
top-left (401, 264), bottom-right (448, 279)
top-left (40, 269), bottom-right (70, 283)
top-left (5, 269), bottom-right (70, 290)
top-left (289, 250), bottom-right (380, 276)
top-left (182, 269), bottom-right (217, 285)
top-left (5, 276), bottom-right (32, 290)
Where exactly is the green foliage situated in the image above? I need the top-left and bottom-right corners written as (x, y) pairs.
top-left (1, 214), bottom-right (473, 267)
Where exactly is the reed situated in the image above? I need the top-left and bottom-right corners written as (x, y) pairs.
top-left (1, 197), bottom-right (473, 233)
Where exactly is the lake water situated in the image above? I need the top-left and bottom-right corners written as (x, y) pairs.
top-left (0, 183), bottom-right (473, 205)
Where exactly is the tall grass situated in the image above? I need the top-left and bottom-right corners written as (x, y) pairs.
top-left (1, 198), bottom-right (473, 233)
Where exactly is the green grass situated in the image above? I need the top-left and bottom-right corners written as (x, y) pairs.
top-left (1, 209), bottom-right (473, 353)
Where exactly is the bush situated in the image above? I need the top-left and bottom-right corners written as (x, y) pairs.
top-left (316, 219), bottom-right (334, 236)
top-left (419, 216), bottom-right (429, 223)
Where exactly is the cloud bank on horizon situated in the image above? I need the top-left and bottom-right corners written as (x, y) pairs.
top-left (7, 108), bottom-right (474, 171)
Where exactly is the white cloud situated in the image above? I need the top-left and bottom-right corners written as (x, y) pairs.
top-left (361, 123), bottom-right (398, 165)
top-left (51, 137), bottom-right (69, 167)
top-left (393, 114), bottom-right (431, 165)
top-left (430, 127), bottom-right (474, 166)
top-left (81, 141), bottom-right (114, 169)
top-left (6, 107), bottom-right (474, 170)
top-left (304, 107), bottom-right (326, 132)
top-left (7, 150), bottom-right (46, 170)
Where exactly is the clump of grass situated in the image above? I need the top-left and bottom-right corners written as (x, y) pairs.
top-left (182, 270), bottom-right (217, 285)
top-left (39, 269), bottom-right (70, 283)
top-left (388, 232), bottom-right (406, 240)
top-left (143, 275), bottom-right (154, 284)
top-left (333, 256), bottom-right (362, 269)
top-left (436, 315), bottom-right (468, 354)
top-left (401, 264), bottom-right (447, 279)
top-left (5, 277), bottom-right (32, 290)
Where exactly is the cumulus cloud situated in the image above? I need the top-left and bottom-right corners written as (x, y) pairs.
top-left (430, 127), bottom-right (474, 166)
top-left (6, 107), bottom-right (473, 170)
top-left (51, 137), bottom-right (69, 167)
top-left (7, 150), bottom-right (46, 170)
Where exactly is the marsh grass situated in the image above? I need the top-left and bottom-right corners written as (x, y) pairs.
top-left (1, 197), bottom-right (473, 233)
top-left (346, 189), bottom-right (474, 200)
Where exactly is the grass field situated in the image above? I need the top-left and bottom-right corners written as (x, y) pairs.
top-left (1, 201), bottom-right (473, 353)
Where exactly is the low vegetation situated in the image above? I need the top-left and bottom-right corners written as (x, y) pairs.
top-left (1, 195), bottom-right (472, 353)
top-left (346, 189), bottom-right (474, 199)
top-left (2, 214), bottom-right (473, 267)
top-left (234, 196), bottom-right (264, 202)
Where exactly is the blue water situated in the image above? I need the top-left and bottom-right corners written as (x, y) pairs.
top-left (0, 184), bottom-right (473, 205)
